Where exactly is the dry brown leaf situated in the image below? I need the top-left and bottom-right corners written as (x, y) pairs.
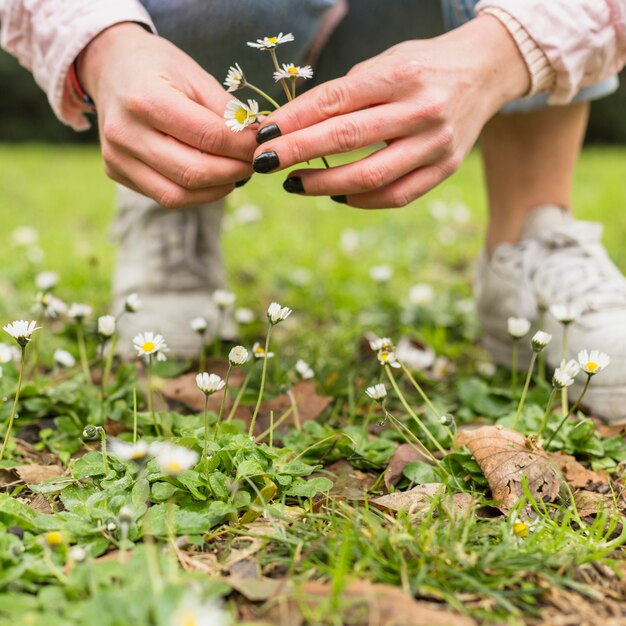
top-left (227, 575), bottom-right (289, 602)
top-left (318, 460), bottom-right (377, 499)
top-left (14, 464), bottom-right (65, 484)
top-left (548, 452), bottom-right (609, 491)
top-left (384, 444), bottom-right (435, 491)
top-left (371, 483), bottom-right (443, 514)
top-left (222, 537), bottom-right (264, 572)
top-left (458, 425), bottom-right (560, 512)
top-left (573, 490), bottom-right (618, 517)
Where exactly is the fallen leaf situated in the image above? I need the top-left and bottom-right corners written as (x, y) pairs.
top-left (458, 425), bottom-right (560, 513)
top-left (548, 452), bottom-right (609, 491)
top-left (227, 575), bottom-right (289, 602)
top-left (596, 419), bottom-right (626, 439)
top-left (371, 483), bottom-right (443, 514)
top-left (573, 490), bottom-right (618, 517)
top-left (384, 444), bottom-right (435, 491)
top-left (15, 464), bottom-right (65, 484)
top-left (27, 493), bottom-right (52, 515)
top-left (222, 537), bottom-right (264, 572)
top-left (317, 460), bottom-right (377, 499)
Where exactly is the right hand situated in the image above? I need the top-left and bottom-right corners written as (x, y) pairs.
top-left (79, 23), bottom-right (255, 208)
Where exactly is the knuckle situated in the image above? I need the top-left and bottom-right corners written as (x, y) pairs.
top-left (359, 164), bottom-right (387, 191)
top-left (155, 187), bottom-right (184, 210)
top-left (124, 93), bottom-right (154, 118)
top-left (101, 119), bottom-right (127, 147)
top-left (423, 98), bottom-right (446, 124)
top-left (318, 81), bottom-right (348, 118)
top-left (389, 188), bottom-right (412, 208)
top-left (288, 139), bottom-right (304, 166)
top-left (179, 163), bottom-right (203, 190)
top-left (333, 118), bottom-right (363, 153)
top-left (443, 154), bottom-right (461, 176)
top-left (437, 125), bottom-right (455, 153)
top-left (199, 124), bottom-right (225, 155)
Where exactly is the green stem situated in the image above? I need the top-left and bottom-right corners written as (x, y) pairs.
top-left (287, 388), bottom-right (301, 431)
top-left (539, 388), bottom-right (557, 437)
top-left (132, 387), bottom-right (138, 444)
top-left (146, 356), bottom-right (161, 437)
top-left (76, 322), bottom-right (92, 384)
top-left (269, 49), bottom-right (292, 101)
top-left (511, 341), bottom-right (518, 390)
top-left (290, 78), bottom-right (296, 100)
top-left (226, 370), bottom-right (251, 422)
top-left (512, 353), bottom-right (537, 430)
top-left (203, 394), bottom-right (210, 477)
top-left (400, 363), bottom-right (442, 421)
top-left (102, 334), bottom-right (118, 395)
top-left (100, 427), bottom-right (109, 474)
top-left (545, 375), bottom-right (592, 447)
top-left (561, 325), bottom-right (569, 416)
top-left (249, 324), bottom-right (272, 437)
top-left (384, 407), bottom-right (442, 468)
top-left (269, 411), bottom-right (274, 448)
top-left (0, 347), bottom-right (25, 462)
top-left (385, 366), bottom-right (446, 455)
top-left (243, 81), bottom-right (281, 109)
top-left (215, 365), bottom-right (232, 436)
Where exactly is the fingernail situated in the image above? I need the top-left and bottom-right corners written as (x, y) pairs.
top-left (330, 195), bottom-right (348, 204)
top-left (256, 124), bottom-right (282, 144)
top-left (283, 177), bottom-right (304, 194)
top-left (253, 151), bottom-right (280, 174)
top-left (235, 175), bottom-right (252, 188)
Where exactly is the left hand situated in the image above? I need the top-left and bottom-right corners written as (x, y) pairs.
top-left (252, 15), bottom-right (530, 209)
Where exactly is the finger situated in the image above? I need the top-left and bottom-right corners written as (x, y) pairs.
top-left (256, 73), bottom-right (394, 141)
top-left (344, 160), bottom-right (457, 210)
top-left (252, 104), bottom-right (425, 173)
top-left (104, 152), bottom-right (235, 209)
top-left (283, 133), bottom-right (449, 196)
top-left (116, 129), bottom-right (253, 190)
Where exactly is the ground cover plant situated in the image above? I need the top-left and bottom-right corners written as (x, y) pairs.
top-left (1, 144), bottom-right (626, 626)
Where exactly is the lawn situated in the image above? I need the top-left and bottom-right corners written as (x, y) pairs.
top-left (1, 144), bottom-right (626, 626)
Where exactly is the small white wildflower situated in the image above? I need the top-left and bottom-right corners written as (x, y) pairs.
top-left (110, 439), bottom-right (151, 462)
top-left (396, 338), bottom-right (435, 372)
top-left (196, 372), bottom-right (225, 396)
top-left (53, 349), bottom-right (76, 368)
top-left (224, 99), bottom-right (259, 132)
top-left (552, 368), bottom-right (575, 390)
top-left (124, 293), bottom-right (141, 313)
top-left (133, 332), bottom-right (168, 360)
top-left (339, 228), bottom-right (360, 254)
top-left (3, 320), bottom-right (41, 347)
top-left (507, 317), bottom-right (531, 340)
top-left (439, 414), bottom-right (454, 426)
top-left (68, 545), bottom-right (87, 563)
top-left (365, 383), bottom-right (387, 401)
top-left (511, 516), bottom-right (534, 538)
top-left (234, 308), bottom-right (254, 324)
top-left (377, 349), bottom-right (401, 368)
top-left (408, 284), bottom-right (434, 307)
top-left (432, 356), bottom-right (454, 380)
top-left (12, 226), bottom-right (38, 247)
top-left (369, 265), bottom-right (393, 283)
top-left (190, 317), bottom-right (208, 334)
top-left (559, 359), bottom-right (581, 379)
top-left (35, 271), bottom-right (59, 292)
top-left (68, 303), bottom-right (92, 321)
top-left (577, 350), bottom-right (610, 376)
top-left (97, 315), bottom-right (116, 338)
top-left (550, 304), bottom-right (580, 325)
top-left (295, 359), bottom-right (314, 380)
top-left (228, 345), bottom-right (249, 366)
top-left (267, 302), bottom-right (292, 325)
top-left (247, 32), bottom-right (294, 50)
top-left (212, 289), bottom-right (236, 309)
top-left (26, 246), bottom-right (44, 264)
top-left (152, 442), bottom-right (199, 476)
top-left (33, 292), bottom-right (67, 319)
top-left (223, 62), bottom-right (245, 92)
top-left (531, 331), bottom-right (552, 353)
top-left (273, 63), bottom-right (313, 81)
top-left (0, 343), bottom-right (17, 364)
top-left (252, 342), bottom-right (274, 359)
top-left (169, 594), bottom-right (228, 626)
top-left (477, 361), bottom-right (497, 378)
top-left (369, 336), bottom-right (394, 352)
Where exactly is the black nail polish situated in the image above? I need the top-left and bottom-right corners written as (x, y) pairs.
top-left (330, 195), bottom-right (348, 204)
top-left (256, 124), bottom-right (282, 144)
top-left (253, 151), bottom-right (280, 174)
top-left (283, 177), bottom-right (304, 194)
top-left (235, 175), bottom-right (252, 188)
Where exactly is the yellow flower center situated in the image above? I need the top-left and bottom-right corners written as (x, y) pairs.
top-left (379, 352), bottom-right (389, 362)
top-left (513, 522), bottom-right (529, 538)
top-left (46, 531), bottom-right (63, 546)
top-left (180, 612), bottom-right (197, 626)
top-left (267, 37), bottom-right (278, 44)
top-left (586, 361), bottom-right (598, 373)
top-left (234, 108), bottom-right (248, 124)
top-left (255, 347), bottom-right (264, 355)
top-left (142, 341), bottom-right (155, 352)
top-left (167, 460), bottom-right (182, 474)
top-left (130, 451), bottom-right (146, 459)
top-left (287, 66), bottom-right (299, 75)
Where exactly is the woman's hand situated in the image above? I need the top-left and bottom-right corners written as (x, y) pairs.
top-left (252, 16), bottom-right (530, 209)
top-left (80, 23), bottom-right (256, 208)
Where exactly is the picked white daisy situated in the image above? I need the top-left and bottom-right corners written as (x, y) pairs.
top-left (196, 372), bottom-right (225, 396)
top-left (68, 303), bottom-right (92, 321)
top-left (33, 292), bottom-right (67, 319)
top-left (369, 336), bottom-right (394, 352)
top-left (223, 62), bottom-right (245, 92)
top-left (550, 304), bottom-right (580, 325)
top-left (152, 442), bottom-right (199, 476)
top-left (124, 293), bottom-right (141, 313)
top-left (212, 289), bottom-right (236, 309)
top-left (247, 32), bottom-right (294, 50)
top-left (53, 349), bottom-right (76, 368)
top-left (133, 332), bottom-right (169, 360)
top-left (408, 284), bottom-right (434, 307)
top-left (552, 367), bottom-right (575, 390)
top-left (365, 383), bottom-right (387, 402)
top-left (190, 317), bottom-right (208, 335)
top-left (168, 594), bottom-right (228, 626)
top-left (295, 359), bottom-right (314, 380)
top-left (577, 349), bottom-right (610, 376)
top-left (559, 359), bottom-right (581, 379)
top-left (35, 271), bottom-right (59, 292)
top-left (531, 331), bottom-right (552, 353)
top-left (3, 320), bottom-right (41, 347)
top-left (252, 342), bottom-right (274, 359)
top-left (507, 317), bottom-right (531, 340)
top-left (267, 302), bottom-right (292, 325)
top-left (369, 265), bottom-right (393, 283)
top-left (273, 63), bottom-right (313, 81)
top-left (97, 315), bottom-right (116, 338)
top-left (224, 99), bottom-right (259, 132)
top-left (377, 349), bottom-right (401, 368)
top-left (228, 345), bottom-right (249, 366)
top-left (110, 439), bottom-right (151, 462)
top-left (234, 308), bottom-right (254, 325)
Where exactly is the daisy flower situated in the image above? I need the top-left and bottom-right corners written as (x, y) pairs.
top-left (252, 342), bottom-right (274, 359)
top-left (295, 359), bottom-right (314, 380)
top-left (369, 336), bottom-right (394, 352)
top-left (224, 99), bottom-right (259, 132)
top-left (228, 345), bottom-right (249, 366)
top-left (267, 302), bottom-right (292, 325)
top-left (531, 331), bottom-right (552, 353)
top-left (68, 546), bottom-right (87, 563)
top-left (35, 271), bottom-right (59, 292)
top-left (507, 317), bottom-right (531, 340)
top-left (53, 349), bottom-right (76, 368)
top-left (550, 304), bottom-right (580, 325)
top-left (152, 442), bottom-right (198, 476)
top-left (559, 359), bottom-right (581, 379)
top-left (3, 320), bottom-right (41, 347)
top-left (68, 303), bottom-right (93, 321)
top-left (223, 63), bottom-right (245, 92)
top-left (196, 372), bottom-right (225, 396)
top-left (408, 283), bottom-right (434, 307)
top-left (133, 332), bottom-right (169, 360)
top-left (234, 308), bottom-right (254, 325)
top-left (97, 315), bottom-right (116, 338)
top-left (124, 293), bottom-right (141, 313)
top-left (33, 292), bottom-right (67, 319)
top-left (369, 265), bottom-right (393, 283)
top-left (273, 63), bottom-right (313, 81)
top-left (396, 338), bottom-right (435, 372)
top-left (247, 32), bottom-right (294, 50)
top-left (190, 317), bottom-right (208, 334)
top-left (212, 289), bottom-right (236, 309)
top-left (552, 367), bottom-right (575, 390)
top-left (365, 383), bottom-right (387, 401)
top-left (377, 349), bottom-right (401, 368)
top-left (12, 226), bottom-right (38, 247)
top-left (168, 595), bottom-right (228, 626)
top-left (578, 350), bottom-right (610, 376)
top-left (110, 439), bottom-right (151, 462)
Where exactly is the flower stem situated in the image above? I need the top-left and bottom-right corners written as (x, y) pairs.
top-left (102, 334), bottom-right (117, 397)
top-left (561, 325), bottom-right (570, 415)
top-left (215, 365), bottom-right (232, 437)
top-left (0, 347), bottom-right (25, 462)
top-left (76, 322), bottom-right (92, 384)
top-left (226, 370), bottom-right (251, 422)
top-left (146, 356), bottom-right (161, 437)
top-left (539, 388), bottom-right (557, 437)
top-left (384, 406), bottom-right (442, 468)
top-left (203, 394), bottom-right (210, 476)
top-left (511, 341), bottom-right (518, 389)
top-left (512, 353), bottom-right (538, 430)
top-left (545, 374), bottom-right (592, 447)
top-left (269, 49), bottom-right (292, 101)
top-left (100, 427), bottom-right (109, 474)
top-left (249, 324), bottom-right (272, 436)
top-left (400, 363), bottom-right (442, 421)
top-left (132, 387), bottom-right (138, 444)
top-left (385, 365), bottom-right (446, 455)
top-left (243, 81), bottom-right (281, 109)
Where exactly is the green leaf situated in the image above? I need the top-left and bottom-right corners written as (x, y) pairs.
top-left (235, 459), bottom-right (264, 479)
top-left (403, 461), bottom-right (439, 485)
top-left (71, 451), bottom-right (106, 479)
top-left (0, 493), bottom-right (36, 528)
top-left (286, 477), bottom-right (333, 498)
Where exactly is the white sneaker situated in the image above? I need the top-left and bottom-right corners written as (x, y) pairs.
top-left (476, 204), bottom-right (626, 420)
top-left (111, 186), bottom-right (235, 357)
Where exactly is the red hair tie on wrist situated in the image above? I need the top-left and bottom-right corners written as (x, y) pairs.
top-left (69, 58), bottom-right (96, 112)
